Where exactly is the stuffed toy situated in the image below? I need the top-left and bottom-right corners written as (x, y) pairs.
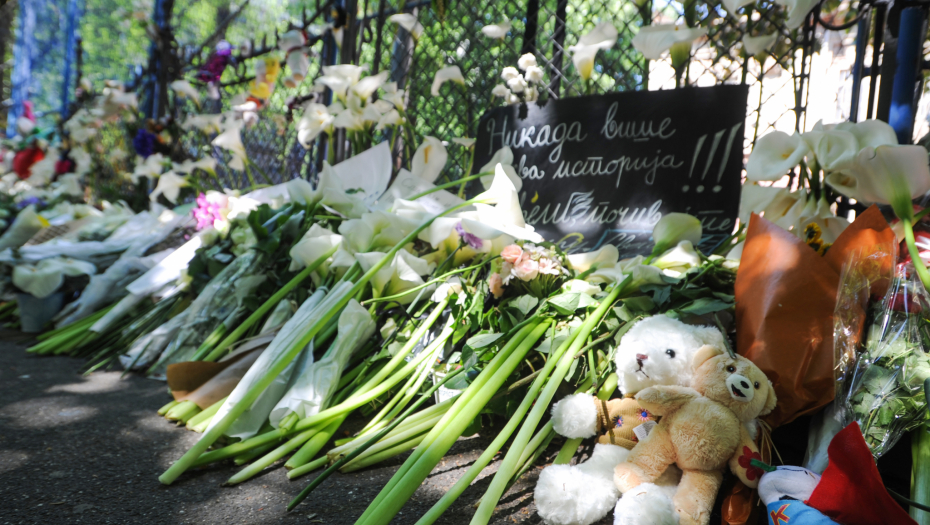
top-left (534, 315), bottom-right (725, 525)
top-left (758, 422), bottom-right (916, 525)
top-left (614, 344), bottom-right (777, 525)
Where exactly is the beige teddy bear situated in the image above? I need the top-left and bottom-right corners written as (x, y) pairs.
top-left (613, 345), bottom-right (777, 525)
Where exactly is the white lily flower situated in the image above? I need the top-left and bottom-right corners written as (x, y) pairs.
top-left (587, 255), bottom-right (665, 286)
top-left (567, 244), bottom-right (619, 273)
top-left (315, 75), bottom-right (352, 101)
top-left (746, 131), bottom-right (810, 181)
top-left (835, 120), bottom-right (899, 150)
top-left (653, 212), bottom-right (702, 253)
top-left (339, 210), bottom-right (418, 252)
top-left (289, 224), bottom-right (344, 272)
top-left (562, 279), bottom-right (602, 296)
top-left (212, 124), bottom-right (248, 171)
top-left (631, 23), bottom-right (706, 61)
top-left (172, 157), bottom-right (217, 175)
top-left (356, 250), bottom-right (435, 304)
top-left (182, 114), bottom-right (223, 133)
top-left (743, 33), bottom-right (778, 56)
top-left (460, 171), bottom-right (543, 243)
top-left (353, 71), bottom-right (391, 101)
top-left (297, 103), bottom-right (335, 147)
top-left (452, 137), bottom-right (475, 148)
top-left (132, 153), bottom-right (166, 183)
top-left (323, 64), bottom-right (369, 84)
top-left (481, 19), bottom-right (512, 39)
top-left (739, 182), bottom-right (783, 224)
top-left (278, 29), bottom-right (306, 51)
top-left (569, 22), bottom-right (619, 80)
top-left (333, 106), bottom-right (366, 131)
top-left (777, 0), bottom-right (820, 29)
top-left (411, 136), bottom-right (448, 183)
top-left (431, 66), bottom-right (465, 97)
top-left (150, 172), bottom-right (188, 204)
top-left (382, 82), bottom-right (407, 111)
top-left (478, 146), bottom-right (522, 192)
top-left (13, 257), bottom-right (97, 299)
top-left (169, 80), bottom-right (201, 106)
top-left (388, 13), bottom-right (424, 39)
top-left (376, 109), bottom-right (403, 130)
top-left (801, 126), bottom-right (859, 171)
top-left (826, 145), bottom-right (930, 219)
top-left (654, 240), bottom-right (701, 274)
top-left (795, 198), bottom-right (849, 244)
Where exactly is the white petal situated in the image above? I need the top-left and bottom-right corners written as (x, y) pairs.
top-left (388, 14), bottom-right (424, 38)
top-left (481, 20), bottom-right (512, 39)
top-left (746, 131), bottom-right (809, 181)
top-left (631, 24), bottom-right (704, 60)
top-left (430, 66), bottom-right (466, 97)
top-left (742, 33), bottom-right (778, 56)
top-left (411, 136), bottom-right (448, 183)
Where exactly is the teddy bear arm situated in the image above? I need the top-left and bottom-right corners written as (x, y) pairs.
top-left (635, 385), bottom-right (699, 416)
top-left (728, 423), bottom-right (763, 489)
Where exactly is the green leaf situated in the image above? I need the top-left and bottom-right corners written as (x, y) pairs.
top-left (623, 296), bottom-right (656, 313)
top-left (641, 284), bottom-right (671, 306)
top-left (549, 293), bottom-right (596, 316)
top-left (510, 296), bottom-right (539, 316)
top-left (678, 297), bottom-right (732, 316)
top-left (465, 332), bottom-right (503, 349)
top-left (614, 304), bottom-right (634, 322)
top-left (461, 346), bottom-right (478, 369)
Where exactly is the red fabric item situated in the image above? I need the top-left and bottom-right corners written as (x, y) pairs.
top-left (12, 147), bottom-right (44, 180)
top-left (806, 423), bottom-right (916, 525)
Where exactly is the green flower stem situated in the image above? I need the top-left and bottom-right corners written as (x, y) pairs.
top-left (232, 441), bottom-right (278, 466)
top-left (470, 284), bottom-right (625, 525)
top-left (166, 400), bottom-right (201, 423)
top-left (186, 397), bottom-right (226, 432)
top-left (189, 308), bottom-right (240, 361)
top-left (160, 201), bottom-right (479, 485)
top-left (225, 425), bottom-right (327, 485)
top-left (352, 320), bottom-right (552, 525)
top-left (915, 208), bottom-right (930, 223)
top-left (340, 434), bottom-right (426, 473)
top-left (338, 414), bottom-right (443, 468)
top-left (912, 424), bottom-right (930, 523)
top-left (329, 398), bottom-right (454, 457)
top-left (158, 400), bottom-right (180, 416)
top-left (902, 218), bottom-right (930, 292)
top-left (202, 245), bottom-right (338, 362)
top-left (403, 172), bottom-right (492, 203)
top-left (499, 421), bottom-right (555, 496)
top-left (286, 455), bottom-right (329, 479)
top-left (285, 417), bottom-right (346, 471)
top-left (356, 357), bottom-right (432, 436)
top-left (361, 259), bottom-right (493, 305)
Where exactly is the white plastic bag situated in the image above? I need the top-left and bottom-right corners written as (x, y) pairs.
top-left (269, 298), bottom-right (375, 427)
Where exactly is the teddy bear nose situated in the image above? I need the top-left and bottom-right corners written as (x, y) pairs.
top-left (740, 380), bottom-right (750, 389)
top-left (636, 354), bottom-right (648, 361)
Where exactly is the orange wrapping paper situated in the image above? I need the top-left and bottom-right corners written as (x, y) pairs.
top-left (735, 206), bottom-right (894, 428)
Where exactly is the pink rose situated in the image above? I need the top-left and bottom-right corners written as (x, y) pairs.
top-left (488, 273), bottom-right (504, 298)
top-left (512, 256), bottom-right (539, 281)
top-left (500, 244), bottom-right (524, 264)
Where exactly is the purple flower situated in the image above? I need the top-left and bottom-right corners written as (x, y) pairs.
top-left (133, 129), bottom-right (157, 159)
top-left (191, 193), bottom-right (225, 230)
top-left (16, 196), bottom-right (46, 209)
top-left (455, 222), bottom-right (484, 250)
top-left (197, 42), bottom-right (233, 84)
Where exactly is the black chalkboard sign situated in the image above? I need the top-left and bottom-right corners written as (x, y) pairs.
top-left (472, 85), bottom-right (749, 257)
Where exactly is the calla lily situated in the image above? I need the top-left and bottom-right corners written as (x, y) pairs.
top-left (150, 172), bottom-right (189, 204)
top-left (376, 109), bottom-right (403, 130)
top-left (739, 182), bottom-right (784, 224)
top-left (632, 24), bottom-right (706, 61)
top-left (382, 82), bottom-right (407, 111)
top-left (562, 279), bottom-right (602, 296)
top-left (339, 210), bottom-right (418, 252)
top-left (13, 257), bottom-right (96, 298)
top-left (356, 250), bottom-right (435, 303)
top-left (826, 145), bottom-right (930, 220)
top-left (323, 64), bottom-right (368, 84)
top-left (474, 163), bottom-right (523, 205)
top-left (333, 107), bottom-right (366, 131)
top-left (777, 0), bottom-right (820, 29)
top-left (182, 114), bottom-right (223, 134)
top-left (723, 0), bottom-right (755, 14)
top-left (743, 33), bottom-right (778, 57)
top-left (654, 240), bottom-right (701, 276)
top-left (478, 147), bottom-right (522, 192)
top-left (452, 137), bottom-right (475, 148)
top-left (431, 276), bottom-right (464, 302)
top-left (587, 255), bottom-right (665, 286)
top-left (315, 75), bottom-right (352, 101)
top-left (212, 124), bottom-right (248, 171)
top-left (297, 103), bottom-right (335, 147)
top-left (131, 153), bottom-right (166, 183)
top-left (481, 20), bottom-right (512, 39)
top-left (652, 212), bottom-right (702, 253)
top-left (746, 131), bottom-right (809, 181)
top-left (460, 181), bottom-right (544, 243)
top-left (411, 136), bottom-right (448, 182)
top-left (388, 14), bottom-right (424, 39)
top-left (430, 66), bottom-right (465, 97)
top-left (173, 157), bottom-right (217, 175)
top-left (794, 197), bottom-right (850, 244)
top-left (353, 71), bottom-right (390, 100)
top-left (169, 80), bottom-right (201, 106)
top-left (567, 244), bottom-right (620, 273)
top-left (801, 124), bottom-right (858, 170)
top-left (569, 22), bottom-right (618, 80)
top-left (835, 119), bottom-right (899, 150)
top-left (289, 224), bottom-right (344, 272)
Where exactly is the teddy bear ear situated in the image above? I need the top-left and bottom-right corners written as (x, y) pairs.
top-left (692, 344), bottom-right (723, 370)
top-left (761, 380), bottom-right (777, 416)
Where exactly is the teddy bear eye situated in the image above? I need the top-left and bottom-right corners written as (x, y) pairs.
top-left (726, 365), bottom-right (736, 373)
top-left (665, 349), bottom-right (676, 358)
top-left (754, 382), bottom-right (760, 389)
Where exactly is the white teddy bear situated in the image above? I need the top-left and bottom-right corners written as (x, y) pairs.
top-left (534, 315), bottom-right (725, 525)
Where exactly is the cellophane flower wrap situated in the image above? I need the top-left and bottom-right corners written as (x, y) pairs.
top-left (844, 262), bottom-right (930, 457)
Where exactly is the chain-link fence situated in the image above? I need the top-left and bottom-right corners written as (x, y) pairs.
top-left (9, 0), bottom-right (830, 192)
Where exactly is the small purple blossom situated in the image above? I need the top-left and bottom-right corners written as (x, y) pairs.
top-left (455, 222), bottom-right (484, 250)
top-left (17, 196), bottom-right (46, 209)
top-left (133, 129), bottom-right (157, 158)
top-left (197, 42), bottom-right (233, 84)
top-left (192, 193), bottom-right (224, 230)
